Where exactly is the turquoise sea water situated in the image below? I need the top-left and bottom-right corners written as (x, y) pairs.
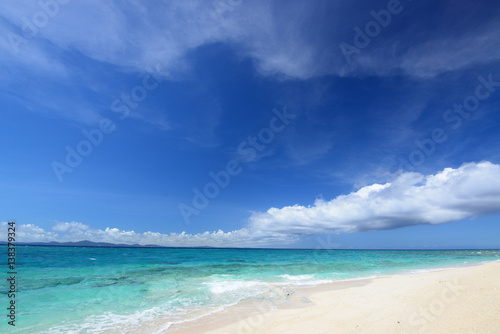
top-left (2, 246), bottom-right (499, 333)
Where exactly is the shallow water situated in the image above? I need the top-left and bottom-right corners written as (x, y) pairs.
top-left (3, 246), bottom-right (499, 333)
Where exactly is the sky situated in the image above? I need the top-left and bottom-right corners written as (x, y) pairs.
top-left (1, 0), bottom-right (500, 249)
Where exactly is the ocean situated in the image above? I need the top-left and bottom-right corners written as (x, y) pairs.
top-left (3, 246), bottom-right (499, 333)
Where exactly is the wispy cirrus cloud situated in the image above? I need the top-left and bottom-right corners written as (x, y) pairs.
top-left (350, 20), bottom-right (500, 78)
top-left (0, 0), bottom-right (498, 141)
top-left (3, 0), bottom-right (498, 82)
top-left (1, 0), bottom-right (499, 155)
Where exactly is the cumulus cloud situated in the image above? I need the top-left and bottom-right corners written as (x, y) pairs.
top-left (0, 222), bottom-right (58, 242)
top-left (4, 162), bottom-right (499, 246)
top-left (249, 162), bottom-right (500, 235)
top-left (1, 221), bottom-right (294, 248)
top-left (52, 221), bottom-right (90, 233)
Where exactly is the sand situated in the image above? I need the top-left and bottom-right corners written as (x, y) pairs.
top-left (169, 262), bottom-right (500, 334)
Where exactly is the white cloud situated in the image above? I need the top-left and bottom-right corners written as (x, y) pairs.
top-left (249, 161), bottom-right (500, 234)
top-left (3, 221), bottom-right (294, 248)
top-left (52, 221), bottom-right (90, 233)
top-left (5, 162), bottom-right (499, 246)
top-left (1, 222), bottom-right (59, 242)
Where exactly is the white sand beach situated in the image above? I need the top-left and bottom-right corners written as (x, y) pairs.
top-left (170, 261), bottom-right (500, 334)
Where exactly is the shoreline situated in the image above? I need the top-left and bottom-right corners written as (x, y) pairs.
top-left (167, 261), bottom-right (500, 334)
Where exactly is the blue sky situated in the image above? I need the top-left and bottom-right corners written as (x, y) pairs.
top-left (1, 0), bottom-right (500, 248)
